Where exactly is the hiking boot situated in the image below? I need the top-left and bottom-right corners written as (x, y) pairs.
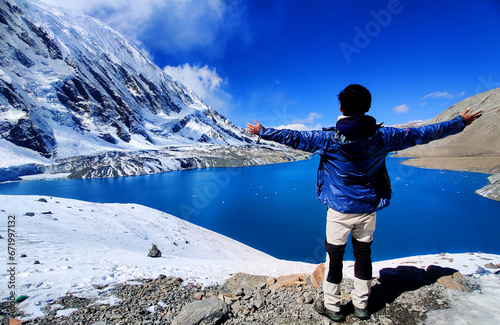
top-left (314, 301), bottom-right (345, 323)
top-left (354, 307), bottom-right (370, 320)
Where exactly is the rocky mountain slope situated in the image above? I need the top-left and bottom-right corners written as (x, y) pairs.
top-left (0, 0), bottom-right (308, 180)
top-left (396, 87), bottom-right (500, 164)
top-left (396, 87), bottom-right (500, 201)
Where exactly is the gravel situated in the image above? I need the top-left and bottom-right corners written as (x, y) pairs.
top-left (2, 272), bottom-right (477, 325)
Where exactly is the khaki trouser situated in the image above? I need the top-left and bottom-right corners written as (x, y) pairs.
top-left (323, 207), bottom-right (376, 312)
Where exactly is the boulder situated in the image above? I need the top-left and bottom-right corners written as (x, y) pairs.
top-left (311, 263), bottom-right (325, 289)
top-left (269, 273), bottom-right (309, 291)
top-left (437, 274), bottom-right (471, 292)
top-left (171, 297), bottom-right (230, 325)
top-left (484, 262), bottom-right (500, 269)
top-left (147, 244), bottom-right (162, 258)
top-left (427, 265), bottom-right (471, 292)
top-left (221, 273), bottom-right (267, 295)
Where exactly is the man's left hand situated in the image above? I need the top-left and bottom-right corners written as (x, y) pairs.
top-left (460, 107), bottom-right (483, 126)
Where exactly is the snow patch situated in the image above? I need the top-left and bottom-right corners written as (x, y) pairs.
top-left (0, 195), bottom-right (499, 322)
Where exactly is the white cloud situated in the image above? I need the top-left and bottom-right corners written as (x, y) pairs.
top-left (272, 112), bottom-right (323, 130)
top-left (420, 91), bottom-right (453, 100)
top-left (393, 104), bottom-right (409, 113)
top-left (163, 63), bottom-right (232, 116)
top-left (273, 123), bottom-right (322, 131)
top-left (39, 0), bottom-right (248, 57)
top-left (420, 90), bottom-right (466, 100)
top-left (291, 112), bottom-right (323, 124)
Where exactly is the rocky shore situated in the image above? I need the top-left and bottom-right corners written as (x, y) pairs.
top-left (0, 144), bottom-right (310, 182)
top-left (5, 263), bottom-right (498, 325)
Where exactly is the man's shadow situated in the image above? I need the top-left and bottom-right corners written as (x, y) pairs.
top-left (346, 265), bottom-right (460, 314)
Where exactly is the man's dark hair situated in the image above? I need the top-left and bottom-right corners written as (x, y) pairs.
top-left (338, 84), bottom-right (372, 116)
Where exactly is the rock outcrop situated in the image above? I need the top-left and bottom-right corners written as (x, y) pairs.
top-left (147, 244), bottom-right (162, 258)
top-left (476, 169), bottom-right (500, 201)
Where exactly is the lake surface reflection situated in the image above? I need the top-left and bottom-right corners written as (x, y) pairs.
top-left (1, 156), bottom-right (499, 263)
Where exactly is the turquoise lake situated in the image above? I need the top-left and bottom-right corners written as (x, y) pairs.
top-left (1, 156), bottom-right (499, 263)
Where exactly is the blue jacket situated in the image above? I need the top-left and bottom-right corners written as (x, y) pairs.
top-left (258, 115), bottom-right (466, 213)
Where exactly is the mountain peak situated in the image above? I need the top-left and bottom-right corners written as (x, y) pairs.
top-left (0, 0), bottom-right (253, 162)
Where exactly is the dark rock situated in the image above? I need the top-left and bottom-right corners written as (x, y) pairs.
top-left (38, 198), bottom-right (48, 202)
top-left (98, 133), bottom-right (118, 144)
top-left (147, 244), bottom-right (162, 258)
top-left (14, 49), bottom-right (35, 68)
top-left (485, 262), bottom-right (500, 269)
top-left (6, 118), bottom-right (56, 158)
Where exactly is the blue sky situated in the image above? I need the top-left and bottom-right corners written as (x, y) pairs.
top-left (43, 0), bottom-right (500, 129)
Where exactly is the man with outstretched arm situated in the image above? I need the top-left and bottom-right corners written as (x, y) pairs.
top-left (246, 84), bottom-right (482, 322)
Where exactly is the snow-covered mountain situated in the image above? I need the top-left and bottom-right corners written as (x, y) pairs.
top-left (0, 0), bottom-right (254, 162)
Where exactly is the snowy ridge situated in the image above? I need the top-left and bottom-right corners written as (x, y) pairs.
top-left (0, 0), bottom-right (255, 165)
top-left (0, 195), bottom-right (499, 322)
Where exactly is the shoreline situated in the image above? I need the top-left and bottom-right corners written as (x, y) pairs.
top-left (397, 156), bottom-right (500, 174)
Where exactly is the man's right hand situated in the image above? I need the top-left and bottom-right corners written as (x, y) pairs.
top-left (460, 107), bottom-right (483, 126)
top-left (246, 120), bottom-right (262, 135)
